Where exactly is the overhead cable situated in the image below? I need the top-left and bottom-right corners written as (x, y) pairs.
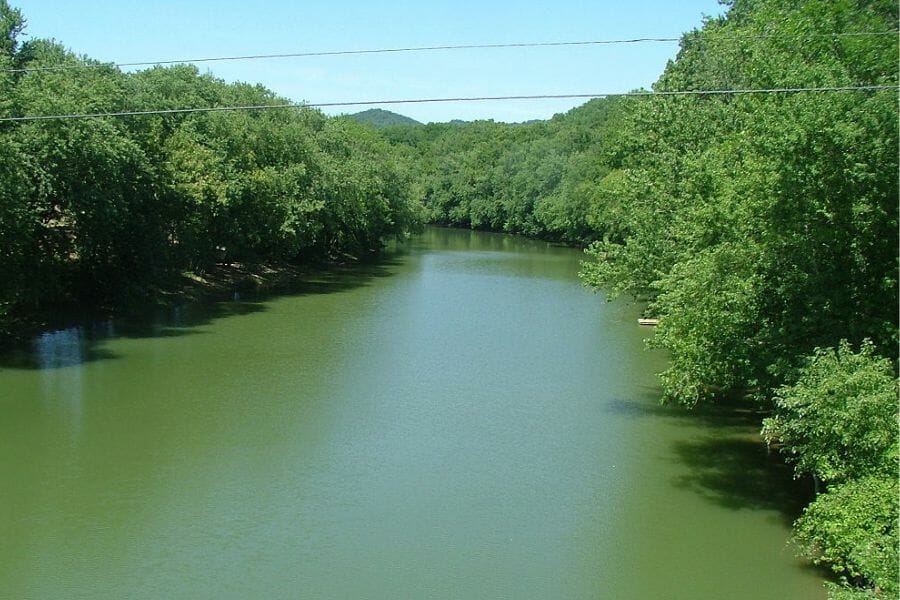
top-left (6, 31), bottom-right (898, 73)
top-left (0, 85), bottom-right (896, 123)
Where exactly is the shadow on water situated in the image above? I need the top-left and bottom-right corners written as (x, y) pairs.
top-left (606, 394), bottom-right (814, 525)
top-left (0, 258), bottom-right (402, 371)
top-left (605, 390), bottom-right (767, 429)
top-left (670, 435), bottom-right (811, 520)
top-left (420, 225), bottom-right (562, 254)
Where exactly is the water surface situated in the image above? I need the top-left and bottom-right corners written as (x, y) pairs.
top-left (0, 227), bottom-right (823, 598)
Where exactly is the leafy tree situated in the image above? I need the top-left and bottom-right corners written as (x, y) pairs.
top-left (762, 341), bottom-right (898, 484)
top-left (0, 0), bottom-right (23, 117)
top-left (796, 475), bottom-right (899, 597)
top-left (761, 341), bottom-right (898, 598)
top-left (0, 0), bottom-right (23, 58)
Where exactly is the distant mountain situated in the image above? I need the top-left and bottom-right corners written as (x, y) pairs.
top-left (346, 109), bottom-right (422, 128)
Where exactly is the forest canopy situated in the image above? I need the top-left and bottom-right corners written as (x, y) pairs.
top-left (0, 0), bottom-right (422, 328)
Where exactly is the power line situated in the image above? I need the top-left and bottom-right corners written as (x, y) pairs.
top-left (8, 39), bottom-right (682, 73)
top-left (6, 31), bottom-right (898, 73)
top-left (0, 86), bottom-right (896, 123)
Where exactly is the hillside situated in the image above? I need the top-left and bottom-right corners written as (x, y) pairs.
top-left (347, 108), bottom-right (422, 128)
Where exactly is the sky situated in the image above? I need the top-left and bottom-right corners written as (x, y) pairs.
top-left (13, 1), bottom-right (726, 123)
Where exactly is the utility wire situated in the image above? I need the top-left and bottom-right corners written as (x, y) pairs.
top-left (6, 31), bottom-right (898, 73)
top-left (0, 86), bottom-right (896, 123)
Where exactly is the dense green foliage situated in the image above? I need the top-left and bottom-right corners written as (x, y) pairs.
top-left (796, 475), bottom-right (898, 596)
top-left (763, 341), bottom-right (898, 485)
top-left (0, 1), bottom-right (421, 327)
top-left (765, 342), bottom-right (898, 595)
top-left (381, 97), bottom-right (625, 245)
top-left (581, 0), bottom-right (898, 408)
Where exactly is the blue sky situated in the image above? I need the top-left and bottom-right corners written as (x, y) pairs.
top-left (14, 1), bottom-right (725, 123)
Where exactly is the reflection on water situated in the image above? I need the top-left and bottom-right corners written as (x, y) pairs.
top-left (28, 320), bottom-right (117, 369)
top-left (34, 327), bottom-right (87, 369)
top-left (33, 326), bottom-right (91, 442)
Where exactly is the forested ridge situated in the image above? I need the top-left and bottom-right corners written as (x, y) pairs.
top-left (347, 108), bottom-right (423, 129)
top-left (0, 0), bottom-right (897, 597)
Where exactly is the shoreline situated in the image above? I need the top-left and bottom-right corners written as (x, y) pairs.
top-left (0, 260), bottom-right (335, 352)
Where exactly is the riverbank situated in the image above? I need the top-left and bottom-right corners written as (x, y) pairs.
top-left (0, 259), bottom-right (337, 352)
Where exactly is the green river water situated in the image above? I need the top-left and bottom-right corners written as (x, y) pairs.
top-left (0, 227), bottom-right (824, 599)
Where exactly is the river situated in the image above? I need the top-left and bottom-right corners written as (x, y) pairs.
top-left (0, 227), bottom-right (823, 599)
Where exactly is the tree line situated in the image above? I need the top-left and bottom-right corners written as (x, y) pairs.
top-left (0, 0), bottom-right (422, 333)
top-left (380, 1), bottom-right (898, 597)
